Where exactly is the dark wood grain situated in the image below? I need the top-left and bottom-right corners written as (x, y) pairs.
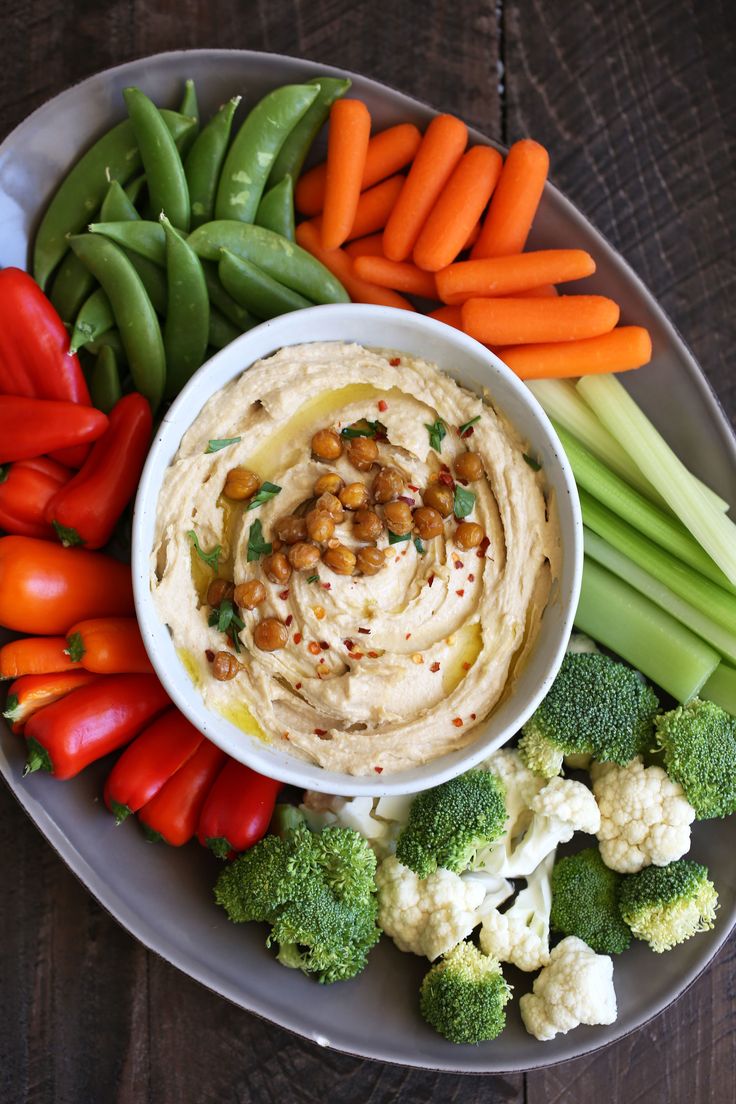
top-left (0, 1), bottom-right (734, 1101)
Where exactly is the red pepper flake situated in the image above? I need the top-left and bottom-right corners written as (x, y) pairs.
top-left (405, 632), bottom-right (412, 639)
top-left (344, 638), bottom-right (355, 650)
top-left (452, 717), bottom-right (464, 728)
top-left (468, 573), bottom-right (475, 582)
top-left (358, 626), bottom-right (371, 635)
top-left (293, 632), bottom-right (303, 645)
top-left (351, 651), bottom-right (364, 659)
top-left (476, 536), bottom-right (490, 559)
top-left (454, 560), bottom-right (463, 570)
top-left (462, 661), bottom-right (472, 671)
top-left (430, 661), bottom-right (441, 673)
top-left (295, 682), bottom-right (302, 690)
top-left (285, 614), bottom-right (293, 627)
top-left (428, 574), bottom-right (435, 587)
top-left (389, 357), bottom-right (400, 366)
top-left (278, 589), bottom-right (290, 600)
top-left (461, 425), bottom-right (475, 439)
top-left (283, 732), bottom-right (290, 741)
top-left (438, 471), bottom-right (455, 488)
top-left (314, 728), bottom-right (328, 737)
top-left (408, 484), bottom-right (419, 492)
top-left (308, 641), bottom-right (321, 655)
top-left (321, 581), bottom-right (332, 590)
top-left (456, 588), bottom-right (465, 597)
top-left (205, 649), bottom-right (215, 662)
top-left (367, 650), bottom-right (379, 659)
top-left (374, 765), bottom-right (384, 773)
top-left (377, 399), bottom-right (388, 412)
top-left (470, 713), bottom-right (477, 720)
top-left (319, 640), bottom-right (330, 650)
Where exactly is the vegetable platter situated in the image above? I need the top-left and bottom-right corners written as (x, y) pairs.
top-left (0, 49), bottom-right (735, 1073)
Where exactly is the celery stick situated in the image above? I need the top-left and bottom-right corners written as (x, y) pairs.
top-left (575, 558), bottom-right (719, 701)
top-left (584, 527), bottom-right (736, 664)
top-left (555, 423), bottom-right (736, 593)
top-left (701, 663), bottom-right (736, 716)
top-left (577, 374), bottom-right (736, 583)
top-left (580, 490), bottom-right (736, 634)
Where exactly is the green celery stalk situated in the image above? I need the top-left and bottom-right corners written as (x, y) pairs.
top-left (583, 527), bottom-right (736, 664)
top-left (700, 663), bottom-right (736, 717)
top-left (555, 422), bottom-right (736, 592)
top-left (577, 374), bottom-right (736, 583)
top-left (575, 557), bottom-right (719, 702)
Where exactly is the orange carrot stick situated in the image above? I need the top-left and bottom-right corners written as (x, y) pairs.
top-left (295, 123), bottom-right (422, 215)
top-left (312, 174), bottom-right (404, 243)
top-left (296, 221), bottom-right (415, 311)
top-left (321, 99), bottom-right (372, 250)
top-left (471, 139), bottom-right (549, 258)
top-left (463, 222), bottom-right (481, 251)
top-left (496, 326), bottom-right (653, 380)
top-left (413, 146), bottom-right (503, 272)
top-left (428, 305), bottom-right (464, 330)
top-left (353, 256), bottom-right (438, 299)
top-left (344, 232), bottom-right (386, 259)
top-left (519, 284), bottom-right (558, 298)
top-left (0, 636), bottom-right (77, 679)
top-left (460, 295), bottom-right (620, 345)
top-left (65, 616), bottom-right (154, 674)
top-left (436, 249), bottom-right (595, 304)
top-left (382, 114), bottom-right (468, 261)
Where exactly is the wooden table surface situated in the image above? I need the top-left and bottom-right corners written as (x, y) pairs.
top-left (1, 1), bottom-right (734, 1101)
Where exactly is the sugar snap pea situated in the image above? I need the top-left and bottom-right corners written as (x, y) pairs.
top-left (160, 215), bottom-right (210, 399)
top-left (88, 221), bottom-right (166, 265)
top-left (69, 233), bottom-right (166, 411)
top-left (124, 87), bottom-right (191, 231)
top-left (70, 288), bottom-right (115, 353)
top-left (124, 174), bottom-right (147, 206)
top-left (255, 175), bottom-right (295, 241)
top-left (208, 307), bottom-right (241, 350)
top-left (215, 84), bottom-right (319, 223)
top-left (188, 220), bottom-right (348, 304)
top-left (219, 249), bottom-right (310, 319)
top-left (267, 76), bottom-right (351, 188)
top-left (97, 183), bottom-right (167, 313)
top-left (33, 109), bottom-right (195, 289)
top-left (49, 252), bottom-right (96, 325)
top-left (201, 262), bottom-right (258, 331)
top-left (178, 79), bottom-right (200, 157)
top-left (86, 329), bottom-right (127, 365)
top-left (89, 344), bottom-right (122, 414)
top-left (185, 96), bottom-right (240, 231)
top-left (100, 180), bottom-right (140, 223)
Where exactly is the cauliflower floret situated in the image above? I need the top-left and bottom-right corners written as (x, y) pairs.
top-left (376, 855), bottom-right (487, 961)
top-left (566, 632), bottom-right (599, 655)
top-left (592, 757), bottom-right (695, 874)
top-left (479, 852), bottom-right (555, 972)
top-left (519, 936), bottom-right (617, 1041)
top-left (482, 748), bottom-right (547, 836)
top-left (300, 792), bottom-right (413, 859)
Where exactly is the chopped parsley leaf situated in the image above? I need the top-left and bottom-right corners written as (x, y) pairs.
top-left (453, 484), bottom-right (476, 519)
top-left (246, 518), bottom-right (272, 562)
top-left (245, 481), bottom-right (282, 511)
top-left (205, 436), bottom-right (241, 453)
top-left (424, 418), bottom-right (447, 452)
top-left (187, 530), bottom-right (222, 572)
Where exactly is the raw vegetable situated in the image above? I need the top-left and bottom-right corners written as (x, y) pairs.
top-left (160, 214), bottom-right (210, 398)
top-left (471, 138), bottom-right (549, 259)
top-left (137, 738), bottom-right (226, 846)
top-left (184, 96), bottom-right (240, 231)
top-left (0, 457), bottom-right (71, 540)
top-left (701, 662), bottom-right (736, 716)
top-left (268, 75), bottom-right (352, 189)
top-left (436, 249), bottom-right (595, 304)
top-left (618, 859), bottom-right (718, 953)
top-left (479, 851), bottom-right (555, 971)
top-left (254, 175), bottom-right (296, 241)
top-left (65, 617), bottom-right (153, 675)
top-left (353, 255), bottom-right (438, 298)
top-left (519, 936), bottom-right (617, 1041)
top-left (89, 345), bottom-right (122, 414)
top-left (2, 670), bottom-right (98, 732)
top-left (197, 759), bottom-right (282, 858)
top-left (0, 636), bottom-right (78, 679)
top-left (124, 86), bottom-right (190, 231)
top-left (482, 748), bottom-right (546, 868)
top-left (653, 699), bottom-right (736, 819)
top-left (461, 295), bottom-right (620, 346)
top-left (296, 220), bottom-right (414, 310)
top-left (218, 249), bottom-right (311, 319)
top-left (498, 326), bottom-right (652, 379)
top-left (321, 98), bottom-right (372, 249)
top-left (0, 396), bottom-right (108, 464)
top-left (310, 174), bottom-right (405, 241)
top-left (419, 942), bottom-right (512, 1044)
top-left (344, 231), bottom-right (386, 259)
top-left (550, 848), bottom-right (631, 954)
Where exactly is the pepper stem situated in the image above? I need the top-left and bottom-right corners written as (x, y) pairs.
top-left (23, 737), bottom-right (52, 776)
top-left (111, 800), bottom-right (132, 825)
top-left (206, 836), bottom-right (233, 860)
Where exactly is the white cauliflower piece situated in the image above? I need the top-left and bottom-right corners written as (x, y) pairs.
top-left (479, 852), bottom-right (555, 972)
top-left (566, 632), bottom-right (599, 655)
top-left (300, 791), bottom-right (413, 859)
top-left (482, 748), bottom-right (547, 836)
top-left (461, 869), bottom-right (514, 913)
top-left (375, 855), bottom-right (486, 961)
top-left (592, 757), bottom-right (695, 873)
top-left (519, 936), bottom-right (617, 1041)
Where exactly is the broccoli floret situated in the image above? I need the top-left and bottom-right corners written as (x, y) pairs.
top-left (550, 847), bottom-right (631, 954)
top-left (395, 769), bottom-right (506, 879)
top-left (214, 822), bottom-right (381, 983)
top-left (654, 699), bottom-right (736, 820)
top-left (519, 652), bottom-right (659, 777)
top-left (618, 859), bottom-right (719, 953)
top-left (419, 942), bottom-right (512, 1044)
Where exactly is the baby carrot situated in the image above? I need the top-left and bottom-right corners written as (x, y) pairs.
top-left (321, 99), bottom-right (372, 249)
top-left (496, 326), bottom-right (653, 380)
top-left (463, 222), bottom-right (481, 250)
top-left (471, 139), bottom-right (549, 258)
top-left (461, 295), bottom-right (620, 345)
top-left (520, 284), bottom-right (558, 298)
top-left (428, 305), bottom-right (464, 330)
top-left (344, 232), bottom-right (386, 259)
top-left (0, 636), bottom-right (77, 679)
top-left (296, 221), bottom-right (415, 310)
top-left (353, 255), bottom-right (438, 299)
top-left (413, 146), bottom-right (503, 272)
top-left (309, 175), bottom-right (404, 242)
top-left (295, 123), bottom-right (422, 215)
top-left (436, 249), bottom-right (595, 304)
top-left (382, 114), bottom-right (468, 261)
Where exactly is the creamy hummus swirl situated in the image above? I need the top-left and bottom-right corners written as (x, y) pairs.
top-left (151, 342), bottom-right (560, 775)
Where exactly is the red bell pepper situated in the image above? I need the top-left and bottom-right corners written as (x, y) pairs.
top-left (0, 457), bottom-right (72, 539)
top-left (0, 636), bottom-right (78, 679)
top-left (138, 739), bottom-right (227, 846)
top-left (197, 759), bottom-right (283, 858)
top-left (65, 617), bottom-right (153, 674)
top-left (103, 708), bottom-right (204, 823)
top-left (23, 673), bottom-right (170, 779)
top-left (0, 396), bottom-right (108, 464)
top-left (2, 670), bottom-right (99, 733)
top-left (45, 393), bottom-right (152, 549)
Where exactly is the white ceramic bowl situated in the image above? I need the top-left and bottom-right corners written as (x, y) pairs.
top-left (132, 303), bottom-right (582, 795)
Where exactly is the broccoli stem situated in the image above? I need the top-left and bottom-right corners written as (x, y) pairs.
top-left (575, 558), bottom-right (719, 702)
top-left (701, 662), bottom-right (736, 717)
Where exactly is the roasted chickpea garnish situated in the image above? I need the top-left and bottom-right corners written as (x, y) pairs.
top-left (287, 542), bottom-right (321, 572)
top-left (352, 509), bottom-right (383, 542)
top-left (313, 471), bottom-right (344, 497)
top-left (273, 515), bottom-right (307, 544)
top-left (339, 481), bottom-right (370, 511)
top-left (263, 551), bottom-right (292, 583)
top-left (323, 543), bottom-right (357, 575)
top-left (422, 482), bottom-right (454, 517)
top-left (455, 521), bottom-right (485, 549)
top-left (233, 579), bottom-right (267, 609)
top-left (356, 546), bottom-right (386, 575)
top-left (222, 467), bottom-right (260, 501)
top-left (372, 465), bottom-right (404, 503)
top-left (206, 578), bottom-right (235, 607)
top-left (347, 435), bottom-right (378, 471)
top-left (454, 451), bottom-right (484, 482)
top-left (383, 500), bottom-right (413, 535)
top-left (305, 508), bottom-right (335, 543)
top-left (212, 651), bottom-right (242, 680)
top-left (311, 427), bottom-right (342, 461)
top-left (316, 491), bottom-right (344, 522)
top-left (413, 506), bottom-right (444, 539)
top-left (254, 618), bottom-right (289, 651)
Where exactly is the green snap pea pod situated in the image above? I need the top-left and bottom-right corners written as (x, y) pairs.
top-left (69, 288), bottom-right (116, 353)
top-left (85, 329), bottom-right (127, 363)
top-left (177, 80), bottom-right (200, 157)
top-left (219, 249), bottom-right (310, 319)
top-left (123, 87), bottom-right (190, 232)
top-left (201, 261), bottom-right (258, 331)
top-left (100, 180), bottom-right (140, 223)
top-left (33, 109), bottom-right (195, 289)
top-left (255, 175), bottom-right (295, 241)
top-left (215, 84), bottom-right (319, 224)
top-left (49, 252), bottom-right (96, 325)
top-left (126, 252), bottom-right (168, 315)
top-left (89, 344), bottom-right (122, 413)
top-left (124, 174), bottom-right (147, 206)
top-left (160, 215), bottom-right (210, 400)
top-left (267, 76), bottom-right (351, 188)
top-left (69, 233), bottom-right (166, 412)
top-left (185, 96), bottom-right (241, 231)
top-left (188, 221), bottom-right (348, 304)
top-left (88, 221), bottom-right (166, 265)
top-left (208, 307), bottom-right (241, 350)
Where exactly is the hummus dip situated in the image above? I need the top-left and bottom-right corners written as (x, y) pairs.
top-left (151, 341), bottom-right (560, 775)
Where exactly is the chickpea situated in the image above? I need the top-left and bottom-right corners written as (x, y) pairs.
top-left (413, 506), bottom-right (444, 540)
top-left (212, 651), bottom-right (242, 680)
top-left (254, 618), bottom-right (289, 651)
top-left (274, 515), bottom-right (307, 544)
top-left (352, 509), bottom-right (383, 542)
top-left (383, 499), bottom-right (413, 536)
top-left (454, 451), bottom-right (484, 482)
top-left (372, 465), bottom-right (404, 503)
top-left (311, 427), bottom-right (343, 461)
top-left (233, 579), bottom-right (266, 609)
top-left (422, 482), bottom-right (454, 517)
top-left (305, 508), bottom-right (335, 543)
top-left (455, 521), bottom-right (485, 549)
top-left (323, 543), bottom-right (357, 576)
top-left (356, 546), bottom-right (386, 576)
top-left (316, 491), bottom-right (344, 523)
top-left (263, 551), bottom-right (292, 583)
top-left (287, 541), bottom-right (321, 572)
top-left (313, 471), bottom-right (344, 497)
top-left (347, 435), bottom-right (379, 471)
top-left (206, 578), bottom-right (235, 607)
top-left (222, 467), bottom-right (260, 501)
top-left (339, 481), bottom-right (370, 511)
